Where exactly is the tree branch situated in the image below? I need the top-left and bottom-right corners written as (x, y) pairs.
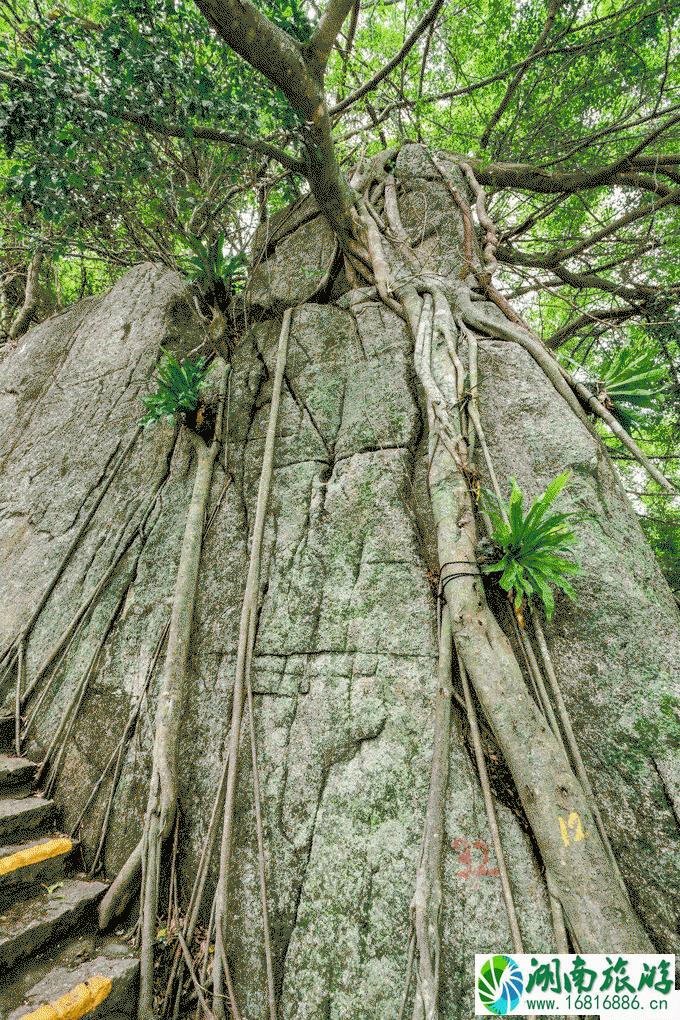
top-left (464, 156), bottom-right (680, 196)
top-left (305, 0), bottom-right (357, 76)
top-left (479, 0), bottom-right (560, 149)
top-left (330, 15), bottom-right (652, 118)
top-left (329, 0), bottom-right (446, 115)
top-left (546, 308), bottom-right (639, 349)
top-left (193, 0), bottom-right (356, 245)
top-left (547, 187), bottom-right (680, 265)
top-left (0, 69), bottom-right (305, 173)
top-left (193, 0), bottom-right (322, 121)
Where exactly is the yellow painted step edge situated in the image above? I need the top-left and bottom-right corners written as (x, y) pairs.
top-left (0, 838), bottom-right (73, 876)
top-left (17, 976), bottom-right (112, 1020)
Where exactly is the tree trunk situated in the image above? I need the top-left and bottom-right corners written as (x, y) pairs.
top-left (8, 249), bottom-right (43, 342)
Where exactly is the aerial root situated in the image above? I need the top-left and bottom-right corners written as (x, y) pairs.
top-left (80, 621), bottom-right (169, 874)
top-left (19, 468), bottom-right (170, 754)
top-left (457, 647), bottom-right (524, 952)
top-left (95, 360), bottom-right (227, 1020)
top-left (458, 162), bottom-right (499, 278)
top-left (37, 573), bottom-right (134, 797)
top-left (245, 614), bottom-right (278, 1020)
top-left (210, 311), bottom-right (291, 1018)
top-left (409, 611), bottom-right (453, 1020)
top-left (397, 271), bottom-right (652, 1011)
top-left (0, 424), bottom-right (144, 690)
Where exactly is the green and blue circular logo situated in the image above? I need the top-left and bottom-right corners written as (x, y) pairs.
top-left (478, 955), bottom-right (524, 1015)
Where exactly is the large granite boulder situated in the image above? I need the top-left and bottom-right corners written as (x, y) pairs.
top-left (0, 144), bottom-right (678, 1018)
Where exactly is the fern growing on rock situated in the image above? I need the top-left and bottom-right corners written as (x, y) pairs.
top-left (140, 348), bottom-right (210, 429)
top-left (480, 471), bottom-right (583, 622)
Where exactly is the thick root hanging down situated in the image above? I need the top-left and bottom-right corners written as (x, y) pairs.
top-left (211, 309), bottom-right (292, 1019)
top-left (404, 282), bottom-right (653, 954)
top-left (98, 359), bottom-right (228, 1020)
top-left (409, 610), bottom-right (453, 1020)
top-left (350, 155), bottom-right (654, 973)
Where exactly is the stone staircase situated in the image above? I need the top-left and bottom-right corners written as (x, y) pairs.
top-left (0, 714), bottom-right (139, 1020)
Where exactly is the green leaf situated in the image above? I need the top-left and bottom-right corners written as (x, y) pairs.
top-left (479, 472), bottom-right (582, 621)
top-left (507, 479), bottom-right (525, 538)
top-left (140, 348), bottom-right (210, 428)
top-left (521, 471), bottom-right (572, 534)
top-left (524, 565), bottom-right (555, 621)
top-left (42, 881), bottom-right (65, 897)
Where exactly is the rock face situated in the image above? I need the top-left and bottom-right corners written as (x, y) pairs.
top-left (0, 145), bottom-right (678, 1018)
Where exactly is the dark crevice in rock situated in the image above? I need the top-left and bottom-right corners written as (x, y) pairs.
top-left (333, 443), bottom-right (411, 467)
top-left (273, 856), bottom-right (305, 1007)
top-left (275, 705), bottom-right (296, 846)
top-left (250, 688), bottom-right (296, 698)
top-left (340, 305), bottom-right (369, 362)
top-left (254, 581), bottom-right (268, 638)
top-left (308, 246), bottom-right (345, 305)
top-left (251, 649), bottom-right (438, 660)
top-left (356, 864), bottom-right (374, 966)
top-left (651, 756), bottom-right (680, 833)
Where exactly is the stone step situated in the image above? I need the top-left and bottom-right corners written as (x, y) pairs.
top-left (0, 836), bottom-right (77, 895)
top-left (0, 753), bottom-right (38, 789)
top-left (0, 797), bottom-right (56, 843)
top-left (0, 878), bottom-right (108, 975)
top-left (0, 931), bottom-right (137, 1020)
top-left (5, 951), bottom-right (139, 1020)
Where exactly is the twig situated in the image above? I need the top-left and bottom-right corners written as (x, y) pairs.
top-left (176, 931), bottom-right (218, 1020)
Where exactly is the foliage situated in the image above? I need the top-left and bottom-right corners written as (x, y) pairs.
top-left (481, 472), bottom-right (583, 622)
top-left (0, 0), bottom-right (308, 297)
top-left (183, 233), bottom-right (248, 306)
top-left (562, 347), bottom-right (666, 434)
top-left (140, 348), bottom-right (209, 428)
top-left (266, 0), bottom-right (313, 42)
top-left (641, 513), bottom-right (680, 600)
top-left (2, 0), bottom-right (679, 329)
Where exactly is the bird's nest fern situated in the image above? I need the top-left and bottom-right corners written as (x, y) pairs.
top-left (140, 347), bottom-right (211, 429)
top-left (479, 471), bottom-right (584, 622)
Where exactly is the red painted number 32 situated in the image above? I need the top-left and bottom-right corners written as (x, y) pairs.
top-left (452, 837), bottom-right (500, 882)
